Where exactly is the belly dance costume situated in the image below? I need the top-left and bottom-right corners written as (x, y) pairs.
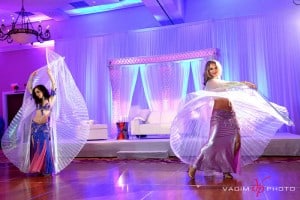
top-left (170, 84), bottom-right (293, 177)
top-left (1, 50), bottom-right (91, 175)
top-left (29, 92), bottom-right (55, 175)
top-left (193, 109), bottom-right (240, 173)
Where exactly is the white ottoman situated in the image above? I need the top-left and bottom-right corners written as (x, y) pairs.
top-left (88, 124), bottom-right (108, 140)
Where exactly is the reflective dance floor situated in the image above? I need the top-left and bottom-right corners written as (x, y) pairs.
top-left (1, 151), bottom-right (300, 200)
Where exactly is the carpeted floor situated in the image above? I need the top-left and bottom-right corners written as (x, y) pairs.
top-left (0, 149), bottom-right (182, 164)
top-left (1, 149), bottom-right (300, 165)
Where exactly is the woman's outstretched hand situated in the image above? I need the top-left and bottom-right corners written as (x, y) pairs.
top-left (27, 70), bottom-right (38, 93)
top-left (243, 81), bottom-right (257, 90)
top-left (31, 70), bottom-right (38, 77)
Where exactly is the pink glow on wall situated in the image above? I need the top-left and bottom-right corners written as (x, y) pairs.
top-left (0, 47), bottom-right (53, 118)
top-left (161, 64), bottom-right (172, 110)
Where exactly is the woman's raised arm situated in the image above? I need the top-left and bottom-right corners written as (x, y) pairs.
top-left (26, 71), bottom-right (37, 94)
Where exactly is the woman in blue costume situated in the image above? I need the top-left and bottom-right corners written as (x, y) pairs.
top-left (1, 49), bottom-right (90, 175)
top-left (27, 68), bottom-right (56, 175)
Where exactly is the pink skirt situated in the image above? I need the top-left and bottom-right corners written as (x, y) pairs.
top-left (193, 109), bottom-right (240, 173)
top-left (29, 121), bottom-right (54, 175)
top-left (170, 89), bottom-right (292, 172)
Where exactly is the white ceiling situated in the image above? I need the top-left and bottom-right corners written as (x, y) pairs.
top-left (0, 0), bottom-right (186, 25)
top-left (1, 0), bottom-right (298, 28)
top-left (0, 0), bottom-right (186, 50)
top-left (0, 0), bottom-right (146, 22)
top-left (0, 0), bottom-right (299, 51)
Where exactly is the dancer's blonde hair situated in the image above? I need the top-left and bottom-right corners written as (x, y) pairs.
top-left (203, 60), bottom-right (223, 86)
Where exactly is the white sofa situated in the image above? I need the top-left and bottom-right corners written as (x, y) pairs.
top-left (88, 124), bottom-right (108, 140)
top-left (130, 110), bottom-right (177, 135)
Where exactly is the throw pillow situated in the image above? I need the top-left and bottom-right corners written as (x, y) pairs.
top-left (135, 109), bottom-right (151, 121)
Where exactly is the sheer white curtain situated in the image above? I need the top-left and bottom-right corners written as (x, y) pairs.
top-left (110, 65), bottom-right (139, 122)
top-left (140, 62), bottom-right (190, 111)
top-left (55, 37), bottom-right (112, 126)
top-left (211, 16), bottom-right (300, 133)
top-left (212, 17), bottom-right (269, 95)
top-left (55, 13), bottom-right (300, 135)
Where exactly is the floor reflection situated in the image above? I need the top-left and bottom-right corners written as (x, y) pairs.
top-left (1, 153), bottom-right (300, 200)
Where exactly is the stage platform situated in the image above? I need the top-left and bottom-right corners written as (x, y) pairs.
top-left (77, 132), bottom-right (300, 158)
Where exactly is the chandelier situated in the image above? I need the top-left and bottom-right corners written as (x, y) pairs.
top-left (0, 0), bottom-right (50, 44)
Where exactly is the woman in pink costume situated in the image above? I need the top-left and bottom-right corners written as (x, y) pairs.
top-left (170, 60), bottom-right (293, 179)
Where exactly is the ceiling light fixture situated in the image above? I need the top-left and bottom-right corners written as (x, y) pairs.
top-left (0, 0), bottom-right (50, 44)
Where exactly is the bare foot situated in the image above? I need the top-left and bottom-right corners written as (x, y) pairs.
top-left (188, 167), bottom-right (196, 179)
top-left (223, 172), bottom-right (233, 179)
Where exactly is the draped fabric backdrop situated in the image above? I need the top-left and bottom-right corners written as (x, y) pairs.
top-left (140, 62), bottom-right (190, 111)
top-left (108, 51), bottom-right (216, 138)
top-left (55, 14), bottom-right (300, 137)
top-left (109, 64), bottom-right (139, 126)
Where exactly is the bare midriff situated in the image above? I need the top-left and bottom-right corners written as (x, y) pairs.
top-left (213, 98), bottom-right (232, 111)
top-left (32, 110), bottom-right (50, 124)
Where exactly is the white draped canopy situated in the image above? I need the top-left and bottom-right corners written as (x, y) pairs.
top-left (109, 50), bottom-right (216, 137)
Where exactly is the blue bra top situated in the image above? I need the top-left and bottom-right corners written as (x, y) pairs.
top-left (36, 103), bottom-right (50, 115)
top-left (37, 103), bottom-right (50, 110)
top-left (35, 89), bottom-right (56, 115)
